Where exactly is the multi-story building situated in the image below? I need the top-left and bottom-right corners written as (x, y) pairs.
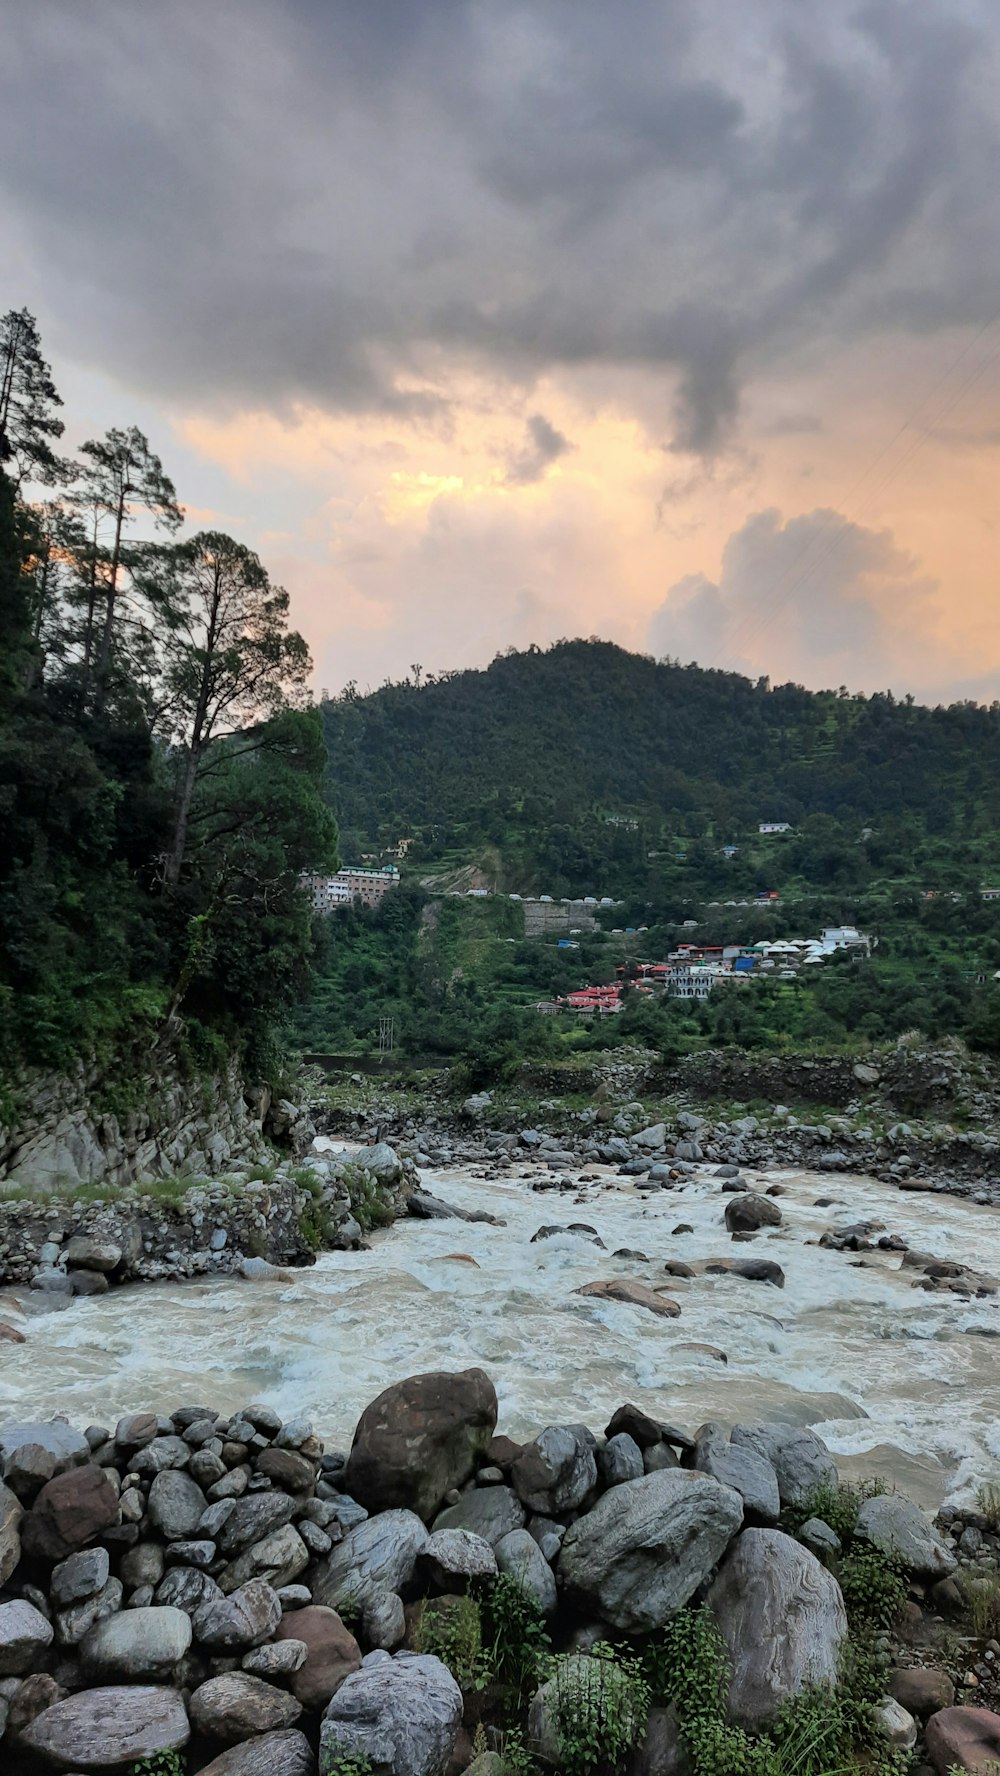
top-left (303, 866), bottom-right (400, 913)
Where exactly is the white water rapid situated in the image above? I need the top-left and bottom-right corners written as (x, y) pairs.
top-left (2, 1164), bottom-right (998, 1511)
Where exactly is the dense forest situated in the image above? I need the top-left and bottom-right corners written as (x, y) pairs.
top-left (0, 309), bottom-right (336, 1078)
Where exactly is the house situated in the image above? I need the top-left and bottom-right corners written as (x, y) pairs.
top-left (304, 865), bottom-right (400, 912)
top-left (982, 889), bottom-right (1000, 902)
top-left (721, 845), bottom-right (739, 858)
top-left (758, 822), bottom-right (792, 835)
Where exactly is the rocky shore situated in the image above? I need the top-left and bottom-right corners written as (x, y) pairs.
top-left (1, 1369), bottom-right (999, 1775)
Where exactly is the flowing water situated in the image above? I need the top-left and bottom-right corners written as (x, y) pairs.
top-left (2, 1163), bottom-right (998, 1511)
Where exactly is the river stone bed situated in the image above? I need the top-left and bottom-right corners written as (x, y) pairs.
top-left (0, 1365), bottom-right (998, 1774)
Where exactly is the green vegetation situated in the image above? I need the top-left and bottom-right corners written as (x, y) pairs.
top-left (483, 1571), bottom-right (552, 1709)
top-left (957, 1569), bottom-right (1000, 1641)
top-left (976, 1482), bottom-right (1000, 1530)
top-left (544, 1644), bottom-right (650, 1776)
top-left (414, 1594), bottom-right (489, 1692)
top-left (128, 1755), bottom-right (186, 1776)
top-left (0, 309), bottom-right (336, 1082)
top-left (781, 1479), bottom-right (890, 1546)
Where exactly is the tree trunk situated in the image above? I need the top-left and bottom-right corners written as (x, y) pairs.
top-left (164, 743), bottom-right (201, 888)
top-left (93, 489), bottom-right (126, 712)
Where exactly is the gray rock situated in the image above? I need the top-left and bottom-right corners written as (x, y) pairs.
top-left (798, 1518), bottom-right (842, 1558)
top-left (511, 1425), bottom-right (598, 1514)
top-left (55, 1576), bottom-right (123, 1646)
top-left (147, 1468), bottom-right (208, 1541)
top-left (708, 1529), bottom-right (848, 1728)
top-left (51, 1545), bottom-right (110, 1607)
top-left (0, 1419), bottom-right (89, 1474)
top-left (115, 1412), bottom-right (159, 1450)
top-left (0, 1480), bottom-right (22, 1585)
top-left (362, 1142), bottom-right (404, 1182)
top-left (693, 1428), bottom-right (780, 1524)
top-left (0, 1599), bottom-right (54, 1675)
top-left (854, 1493), bottom-right (957, 1579)
top-left (725, 1194), bottom-right (782, 1232)
top-left (559, 1470), bottom-right (744, 1633)
top-left (81, 1605), bottom-right (192, 1681)
top-left (20, 1684), bottom-right (191, 1770)
top-left (418, 1527), bottom-right (498, 1592)
top-left (495, 1528), bottom-right (558, 1616)
top-left (65, 1236), bottom-right (123, 1272)
top-left (432, 1485), bottom-right (526, 1546)
top-left (243, 1638), bottom-right (309, 1677)
top-left (155, 1567), bottom-right (222, 1615)
top-left (362, 1589), bottom-right (406, 1651)
top-left (191, 1671), bottom-right (303, 1742)
top-left (132, 1434), bottom-right (192, 1475)
top-left (320, 1649), bottom-right (463, 1776)
top-left (313, 1509), bottom-right (430, 1612)
top-left (196, 1728), bottom-right (314, 1776)
top-left (218, 1522), bottom-right (310, 1595)
top-left (165, 1538), bottom-right (216, 1567)
top-left (729, 1423), bottom-right (837, 1506)
top-left (195, 1578), bottom-right (283, 1649)
top-left (598, 1434), bottom-right (644, 1487)
top-left (217, 1490), bottom-right (295, 1553)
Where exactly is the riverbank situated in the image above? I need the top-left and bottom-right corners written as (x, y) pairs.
top-left (1, 1366), bottom-right (999, 1774)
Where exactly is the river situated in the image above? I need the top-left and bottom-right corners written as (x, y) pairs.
top-left (1, 1163), bottom-right (998, 1512)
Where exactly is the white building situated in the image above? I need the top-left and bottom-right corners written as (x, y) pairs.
top-left (758, 821), bottom-right (792, 834)
top-left (303, 866), bottom-right (400, 912)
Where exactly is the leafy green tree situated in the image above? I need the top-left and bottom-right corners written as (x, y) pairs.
top-left (0, 308), bottom-right (65, 485)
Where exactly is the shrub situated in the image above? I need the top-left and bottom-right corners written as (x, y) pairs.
top-left (484, 1570), bottom-right (551, 1706)
top-left (782, 1478), bottom-right (889, 1543)
top-left (976, 1482), bottom-right (1000, 1531)
top-left (958, 1569), bottom-right (1000, 1641)
top-left (414, 1594), bottom-right (488, 1691)
top-left (543, 1645), bottom-right (650, 1776)
top-left (837, 1543), bottom-right (907, 1631)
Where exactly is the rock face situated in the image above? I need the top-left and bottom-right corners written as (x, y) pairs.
top-left (21, 1463), bottom-right (119, 1559)
top-left (313, 1510), bottom-right (430, 1612)
top-left (345, 1369), bottom-right (497, 1521)
top-left (854, 1493), bottom-right (957, 1578)
top-left (559, 1469), bottom-right (744, 1633)
top-left (729, 1423), bottom-right (837, 1506)
top-left (708, 1529), bottom-right (848, 1728)
top-left (20, 1684), bottom-right (191, 1770)
top-left (924, 1705), bottom-right (1000, 1775)
top-left (320, 1649), bottom-right (464, 1776)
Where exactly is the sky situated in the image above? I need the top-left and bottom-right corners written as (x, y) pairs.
top-left (2, 0), bottom-right (1000, 704)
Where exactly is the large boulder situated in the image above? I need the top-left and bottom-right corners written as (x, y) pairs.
top-left (559, 1470), bottom-right (744, 1633)
top-left (724, 1195), bottom-right (782, 1232)
top-left (432, 1485), bottom-right (526, 1546)
top-left (729, 1423), bottom-right (837, 1506)
top-left (418, 1527), bottom-right (498, 1592)
top-left (495, 1528), bottom-right (558, 1616)
top-left (81, 1606), bottom-right (192, 1682)
top-left (693, 1427), bottom-right (780, 1525)
top-left (313, 1509), bottom-right (430, 1612)
top-left (20, 1685), bottom-right (190, 1771)
top-left (0, 1599), bottom-right (54, 1675)
top-left (197, 1730), bottom-right (314, 1776)
top-left (191, 1672), bottom-right (303, 1743)
top-left (925, 1705), bottom-right (1000, 1774)
top-left (345, 1369), bottom-right (497, 1521)
top-left (147, 1469), bottom-right (208, 1541)
top-left (320, 1649), bottom-right (463, 1776)
top-left (707, 1529), bottom-right (848, 1728)
top-left (0, 1419), bottom-right (90, 1475)
top-left (276, 1605), bottom-right (363, 1709)
top-left (575, 1281), bottom-right (681, 1319)
top-left (854, 1493), bottom-right (957, 1579)
top-left (21, 1462), bottom-right (119, 1559)
top-left (511, 1425), bottom-right (598, 1515)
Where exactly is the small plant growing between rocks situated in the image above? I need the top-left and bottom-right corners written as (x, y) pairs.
top-left (957, 1568), bottom-right (1000, 1640)
top-left (976, 1481), bottom-right (1000, 1531)
top-left (782, 1477), bottom-right (889, 1543)
top-left (544, 1644), bottom-right (651, 1776)
top-left (414, 1593), bottom-right (489, 1691)
top-left (484, 1570), bottom-right (552, 1707)
top-left (128, 1755), bottom-right (186, 1776)
top-left (321, 1753), bottom-right (375, 1776)
top-left (837, 1543), bottom-right (907, 1632)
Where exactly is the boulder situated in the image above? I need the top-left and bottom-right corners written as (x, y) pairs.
top-left (724, 1195), bottom-right (782, 1233)
top-left (345, 1369), bottom-right (497, 1521)
top-left (629, 1706), bottom-right (687, 1776)
top-left (599, 1434), bottom-right (644, 1487)
top-left (708, 1529), bottom-right (848, 1729)
top-left (604, 1405), bottom-right (663, 1450)
top-left (925, 1705), bottom-right (1000, 1774)
top-left (511, 1425), bottom-right (598, 1515)
top-left (363, 1142), bottom-right (404, 1182)
top-left (194, 1579), bottom-right (283, 1649)
top-left (191, 1672), bottom-right (303, 1743)
top-left (80, 1606), bottom-right (192, 1682)
top-left (219, 1523), bottom-right (310, 1594)
top-left (51, 1545), bottom-right (110, 1606)
top-left (21, 1462), bottom-right (119, 1559)
top-left (363, 1589), bottom-right (407, 1651)
top-left (575, 1280), bottom-right (682, 1318)
top-left (276, 1604), bottom-right (362, 1709)
top-left (319, 1649), bottom-right (463, 1776)
top-left (559, 1470), bottom-right (744, 1633)
top-left (888, 1667), bottom-right (956, 1717)
top-left (20, 1685), bottom-right (190, 1771)
top-left (729, 1423), bottom-right (837, 1506)
top-left (0, 1480), bottom-right (23, 1585)
top-left (854, 1493), bottom-right (957, 1579)
top-left (874, 1697), bottom-right (917, 1751)
top-left (0, 1418), bottom-right (90, 1475)
top-left (64, 1236), bottom-right (122, 1272)
top-left (217, 1492), bottom-right (296, 1553)
top-left (243, 1639), bottom-right (309, 1679)
top-left (418, 1527), bottom-right (498, 1592)
top-left (705, 1258), bottom-right (785, 1288)
top-left (148, 1468), bottom-right (208, 1541)
top-left (0, 1598), bottom-right (54, 1676)
top-left (693, 1428), bottom-right (780, 1524)
top-left (56, 1575), bottom-right (123, 1645)
top-left (313, 1509), bottom-right (430, 1612)
top-left (495, 1528), bottom-right (557, 1616)
top-left (197, 1729), bottom-right (315, 1776)
top-left (432, 1485), bottom-right (526, 1546)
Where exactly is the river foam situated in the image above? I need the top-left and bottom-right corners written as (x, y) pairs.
top-left (1, 1163), bottom-right (997, 1510)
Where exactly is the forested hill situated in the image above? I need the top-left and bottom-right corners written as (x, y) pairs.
top-left (321, 640), bottom-right (1000, 840)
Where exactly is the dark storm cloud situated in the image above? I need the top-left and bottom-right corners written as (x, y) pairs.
top-left (1, 0), bottom-right (998, 451)
top-left (505, 414), bottom-right (572, 485)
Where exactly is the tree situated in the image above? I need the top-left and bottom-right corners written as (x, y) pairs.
top-left (0, 309), bottom-right (65, 485)
top-left (72, 425), bottom-right (182, 705)
top-left (158, 531), bottom-right (312, 887)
